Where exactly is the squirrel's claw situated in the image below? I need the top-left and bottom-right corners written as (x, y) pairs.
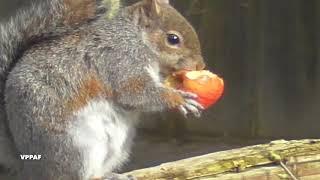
top-left (186, 99), bottom-right (204, 110)
top-left (178, 105), bottom-right (188, 118)
top-left (176, 90), bottom-right (197, 99)
top-left (175, 90), bottom-right (204, 118)
top-left (184, 99), bottom-right (202, 118)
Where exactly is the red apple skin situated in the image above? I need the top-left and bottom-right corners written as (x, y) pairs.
top-left (181, 72), bottom-right (224, 109)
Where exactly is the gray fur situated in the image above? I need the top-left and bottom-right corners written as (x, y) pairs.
top-left (0, 0), bottom-right (65, 74)
top-left (0, 0), bottom-right (65, 176)
top-left (1, 0), bottom-right (204, 179)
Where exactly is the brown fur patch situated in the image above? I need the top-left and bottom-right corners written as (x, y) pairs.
top-left (39, 74), bottom-right (113, 134)
top-left (118, 76), bottom-right (184, 109)
top-left (161, 89), bottom-right (185, 108)
top-left (66, 74), bottom-right (113, 113)
top-left (63, 0), bottom-right (96, 25)
top-left (119, 77), bottom-right (147, 94)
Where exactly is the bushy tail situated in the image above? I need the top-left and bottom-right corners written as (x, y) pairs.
top-left (0, 0), bottom-right (122, 78)
top-left (0, 0), bottom-right (65, 77)
top-left (0, 0), bottom-right (121, 173)
top-left (0, 0), bottom-right (66, 173)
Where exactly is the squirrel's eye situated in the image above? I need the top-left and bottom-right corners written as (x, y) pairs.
top-left (167, 34), bottom-right (180, 45)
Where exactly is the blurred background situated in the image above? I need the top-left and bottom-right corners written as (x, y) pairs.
top-left (131, 0), bottom-right (320, 139)
top-left (1, 0), bottom-right (320, 171)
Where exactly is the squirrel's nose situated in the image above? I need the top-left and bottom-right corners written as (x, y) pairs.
top-left (195, 55), bottom-right (206, 70)
top-left (196, 61), bottom-right (206, 70)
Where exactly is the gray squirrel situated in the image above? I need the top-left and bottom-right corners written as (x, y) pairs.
top-left (0, 0), bottom-right (206, 179)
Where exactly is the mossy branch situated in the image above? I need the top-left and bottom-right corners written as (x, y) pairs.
top-left (124, 139), bottom-right (320, 180)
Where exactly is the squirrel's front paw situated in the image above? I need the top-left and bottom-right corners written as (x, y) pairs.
top-left (175, 90), bottom-right (204, 118)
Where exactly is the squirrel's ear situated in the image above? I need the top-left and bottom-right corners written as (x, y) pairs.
top-left (130, 0), bottom-right (170, 27)
top-left (143, 0), bottom-right (169, 16)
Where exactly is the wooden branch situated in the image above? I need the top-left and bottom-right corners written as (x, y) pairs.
top-left (125, 139), bottom-right (320, 180)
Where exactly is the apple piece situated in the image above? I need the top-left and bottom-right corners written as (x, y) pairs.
top-left (182, 70), bottom-right (224, 109)
top-left (164, 70), bottom-right (224, 109)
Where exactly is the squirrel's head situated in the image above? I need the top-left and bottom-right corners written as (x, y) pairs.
top-left (126, 0), bottom-right (206, 75)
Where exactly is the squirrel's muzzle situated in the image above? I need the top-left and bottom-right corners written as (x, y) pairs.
top-left (174, 54), bottom-right (206, 72)
top-left (196, 59), bottom-right (206, 70)
top-left (194, 54), bottom-right (206, 70)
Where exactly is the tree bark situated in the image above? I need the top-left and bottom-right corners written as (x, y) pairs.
top-left (125, 139), bottom-right (320, 180)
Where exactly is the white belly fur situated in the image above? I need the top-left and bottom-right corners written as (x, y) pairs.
top-left (68, 99), bottom-right (139, 179)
